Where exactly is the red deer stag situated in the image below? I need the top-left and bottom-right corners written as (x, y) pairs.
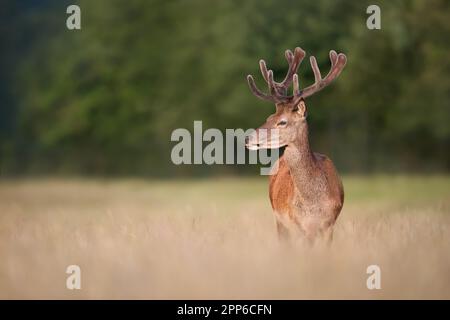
top-left (245, 46), bottom-right (347, 244)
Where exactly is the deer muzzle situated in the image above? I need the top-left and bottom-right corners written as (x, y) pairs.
top-left (245, 128), bottom-right (282, 150)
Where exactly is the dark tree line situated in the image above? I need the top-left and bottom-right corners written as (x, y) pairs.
top-left (0, 0), bottom-right (449, 176)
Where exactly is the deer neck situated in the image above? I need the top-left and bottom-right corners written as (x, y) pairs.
top-left (282, 121), bottom-right (318, 200)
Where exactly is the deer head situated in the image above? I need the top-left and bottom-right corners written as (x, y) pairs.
top-left (245, 47), bottom-right (347, 150)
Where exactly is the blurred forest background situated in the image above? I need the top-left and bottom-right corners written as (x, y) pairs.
top-left (0, 0), bottom-right (449, 177)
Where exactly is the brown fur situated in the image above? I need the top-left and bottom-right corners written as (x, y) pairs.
top-left (270, 150), bottom-right (344, 243)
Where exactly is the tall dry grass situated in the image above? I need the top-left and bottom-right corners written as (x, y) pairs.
top-left (0, 176), bottom-right (449, 299)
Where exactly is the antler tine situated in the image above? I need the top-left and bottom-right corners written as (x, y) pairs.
top-left (280, 47), bottom-right (305, 89)
top-left (259, 60), bottom-right (269, 82)
top-left (246, 75), bottom-right (277, 103)
top-left (293, 74), bottom-right (300, 96)
top-left (329, 50), bottom-right (338, 66)
top-left (285, 49), bottom-right (294, 64)
top-left (267, 70), bottom-right (278, 96)
top-left (295, 50), bottom-right (347, 101)
top-left (309, 56), bottom-right (322, 83)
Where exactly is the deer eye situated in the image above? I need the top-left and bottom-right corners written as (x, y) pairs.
top-left (277, 120), bottom-right (287, 126)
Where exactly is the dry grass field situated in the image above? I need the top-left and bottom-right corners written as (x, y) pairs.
top-left (0, 175), bottom-right (449, 299)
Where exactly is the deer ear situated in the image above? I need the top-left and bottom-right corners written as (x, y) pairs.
top-left (296, 99), bottom-right (307, 118)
